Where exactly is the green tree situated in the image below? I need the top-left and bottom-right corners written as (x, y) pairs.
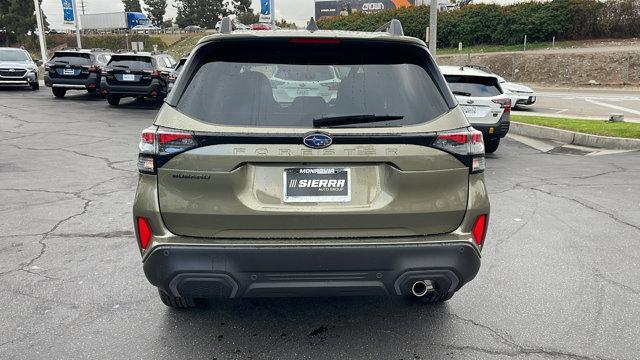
top-left (230, 0), bottom-right (252, 14)
top-left (0, 0), bottom-right (47, 45)
top-left (236, 12), bottom-right (259, 25)
top-left (174, 0), bottom-right (228, 29)
top-left (144, 0), bottom-right (167, 27)
top-left (276, 19), bottom-right (297, 29)
top-left (122, 0), bottom-right (142, 12)
top-left (162, 18), bottom-right (174, 29)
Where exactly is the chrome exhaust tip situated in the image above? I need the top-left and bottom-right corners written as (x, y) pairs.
top-left (411, 280), bottom-right (435, 297)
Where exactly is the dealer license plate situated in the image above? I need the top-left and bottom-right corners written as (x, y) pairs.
top-left (283, 168), bottom-right (351, 203)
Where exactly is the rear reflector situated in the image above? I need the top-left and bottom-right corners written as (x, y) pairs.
top-left (136, 217), bottom-right (152, 250)
top-left (472, 214), bottom-right (487, 246)
top-left (289, 38), bottom-right (340, 44)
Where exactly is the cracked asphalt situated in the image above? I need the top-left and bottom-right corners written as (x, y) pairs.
top-left (1, 87), bottom-right (639, 360)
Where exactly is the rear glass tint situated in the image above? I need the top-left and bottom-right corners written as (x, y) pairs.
top-left (51, 52), bottom-right (91, 66)
top-left (108, 56), bottom-right (153, 71)
top-left (174, 40), bottom-right (450, 128)
top-left (444, 75), bottom-right (502, 97)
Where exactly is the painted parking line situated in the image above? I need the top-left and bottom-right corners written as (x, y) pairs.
top-left (584, 98), bottom-right (640, 116)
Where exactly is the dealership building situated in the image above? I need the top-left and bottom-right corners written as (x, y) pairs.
top-left (314, 0), bottom-right (454, 19)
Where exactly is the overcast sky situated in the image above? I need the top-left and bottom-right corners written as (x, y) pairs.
top-left (40, 0), bottom-right (316, 29)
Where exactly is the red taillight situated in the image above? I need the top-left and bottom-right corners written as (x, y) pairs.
top-left (101, 69), bottom-right (108, 76)
top-left (492, 98), bottom-right (512, 112)
top-left (472, 214), bottom-right (488, 246)
top-left (82, 65), bottom-right (98, 73)
top-left (437, 133), bottom-right (468, 145)
top-left (432, 128), bottom-right (485, 173)
top-left (289, 38), bottom-right (341, 44)
top-left (44, 64), bottom-right (50, 71)
top-left (138, 126), bottom-right (197, 173)
top-left (136, 217), bottom-right (152, 250)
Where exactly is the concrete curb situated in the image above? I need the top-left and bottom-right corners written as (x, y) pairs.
top-left (510, 122), bottom-right (640, 150)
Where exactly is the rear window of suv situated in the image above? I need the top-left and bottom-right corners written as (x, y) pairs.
top-left (51, 52), bottom-right (92, 66)
top-left (444, 75), bottom-right (502, 97)
top-left (107, 56), bottom-right (154, 71)
top-left (172, 39), bottom-right (451, 128)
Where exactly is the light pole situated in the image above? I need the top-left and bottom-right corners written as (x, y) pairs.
top-left (429, 0), bottom-right (438, 55)
top-left (32, 0), bottom-right (48, 62)
top-left (270, 0), bottom-right (275, 30)
top-left (72, 0), bottom-right (82, 48)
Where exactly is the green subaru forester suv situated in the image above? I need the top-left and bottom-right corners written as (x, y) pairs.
top-left (133, 19), bottom-right (490, 308)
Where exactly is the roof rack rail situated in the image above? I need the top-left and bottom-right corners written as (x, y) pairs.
top-left (115, 49), bottom-right (133, 54)
top-left (375, 19), bottom-right (404, 36)
top-left (306, 17), bottom-right (319, 32)
top-left (219, 16), bottom-right (233, 34)
top-left (61, 47), bottom-right (80, 51)
top-left (90, 48), bottom-right (112, 52)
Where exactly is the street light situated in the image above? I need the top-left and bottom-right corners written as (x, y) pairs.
top-left (32, 0), bottom-right (48, 62)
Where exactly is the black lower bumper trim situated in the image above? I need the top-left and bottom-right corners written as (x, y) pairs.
top-left (472, 114), bottom-right (510, 141)
top-left (142, 242), bottom-right (481, 299)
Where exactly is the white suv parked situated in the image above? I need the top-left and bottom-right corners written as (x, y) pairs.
top-left (440, 66), bottom-right (511, 153)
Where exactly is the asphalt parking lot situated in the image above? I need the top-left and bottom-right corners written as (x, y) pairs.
top-left (514, 87), bottom-right (640, 122)
top-left (1, 87), bottom-right (639, 360)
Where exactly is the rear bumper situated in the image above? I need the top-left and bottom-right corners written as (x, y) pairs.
top-left (101, 78), bottom-right (166, 97)
top-left (471, 113), bottom-right (510, 141)
top-left (515, 95), bottom-right (536, 106)
top-left (143, 242), bottom-right (481, 299)
top-left (44, 73), bottom-right (99, 89)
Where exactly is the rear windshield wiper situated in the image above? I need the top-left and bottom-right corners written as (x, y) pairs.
top-left (313, 114), bottom-right (404, 128)
top-left (452, 91), bottom-right (472, 97)
top-left (112, 64), bottom-right (130, 69)
top-left (53, 60), bottom-right (69, 64)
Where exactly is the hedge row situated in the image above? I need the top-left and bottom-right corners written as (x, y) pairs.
top-left (317, 0), bottom-right (640, 48)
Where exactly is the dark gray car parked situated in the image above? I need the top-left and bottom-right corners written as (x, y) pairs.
top-left (100, 51), bottom-right (176, 106)
top-left (44, 48), bottom-right (112, 98)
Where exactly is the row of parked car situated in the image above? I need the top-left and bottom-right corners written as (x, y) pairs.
top-left (0, 47), bottom-right (186, 106)
top-left (42, 48), bottom-right (187, 106)
top-left (0, 43), bottom-right (536, 153)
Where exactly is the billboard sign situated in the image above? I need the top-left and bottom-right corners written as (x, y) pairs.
top-left (61, 0), bottom-right (75, 24)
top-left (315, 0), bottom-right (415, 19)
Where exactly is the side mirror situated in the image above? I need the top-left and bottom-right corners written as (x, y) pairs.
top-left (35, 60), bottom-right (43, 66)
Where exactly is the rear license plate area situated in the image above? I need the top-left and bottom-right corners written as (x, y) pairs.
top-left (122, 74), bottom-right (136, 81)
top-left (461, 105), bottom-right (477, 116)
top-left (283, 168), bottom-right (351, 203)
top-left (63, 69), bottom-right (75, 76)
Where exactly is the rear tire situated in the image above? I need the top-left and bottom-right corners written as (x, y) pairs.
top-left (158, 288), bottom-right (196, 309)
top-left (52, 88), bottom-right (66, 98)
top-left (106, 94), bottom-right (120, 106)
top-left (30, 82), bottom-right (39, 91)
top-left (484, 138), bottom-right (500, 154)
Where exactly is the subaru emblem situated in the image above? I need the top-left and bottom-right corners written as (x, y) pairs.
top-left (303, 132), bottom-right (332, 149)
top-left (9, 68), bottom-right (15, 72)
